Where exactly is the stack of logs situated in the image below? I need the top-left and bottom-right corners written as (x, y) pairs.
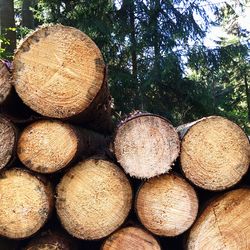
top-left (0, 24), bottom-right (249, 250)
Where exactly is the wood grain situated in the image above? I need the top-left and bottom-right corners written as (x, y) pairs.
top-left (136, 174), bottom-right (198, 237)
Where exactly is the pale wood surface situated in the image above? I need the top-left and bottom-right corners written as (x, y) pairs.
top-left (136, 174), bottom-right (198, 237)
top-left (114, 113), bottom-right (180, 178)
top-left (180, 116), bottom-right (250, 190)
top-left (56, 159), bottom-right (132, 240)
top-left (187, 188), bottom-right (250, 250)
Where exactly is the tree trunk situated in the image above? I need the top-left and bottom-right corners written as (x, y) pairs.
top-left (56, 158), bottom-right (132, 240)
top-left (12, 25), bottom-right (113, 134)
top-left (102, 226), bottom-right (161, 250)
top-left (114, 112), bottom-right (180, 178)
top-left (136, 173), bottom-right (198, 237)
top-left (17, 120), bottom-right (109, 174)
top-left (0, 0), bottom-right (16, 56)
top-left (0, 115), bottom-right (17, 170)
top-left (177, 116), bottom-right (250, 190)
top-left (187, 188), bottom-right (250, 250)
top-left (21, 0), bottom-right (35, 29)
top-left (0, 168), bottom-right (54, 239)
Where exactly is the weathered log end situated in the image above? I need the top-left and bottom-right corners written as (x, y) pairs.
top-left (56, 159), bottom-right (132, 240)
top-left (0, 115), bottom-right (16, 169)
top-left (102, 226), bottom-right (161, 250)
top-left (18, 120), bottom-right (78, 173)
top-left (0, 168), bottom-right (54, 239)
top-left (180, 116), bottom-right (250, 190)
top-left (187, 188), bottom-right (250, 250)
top-left (136, 174), bottom-right (198, 237)
top-left (114, 113), bottom-right (180, 178)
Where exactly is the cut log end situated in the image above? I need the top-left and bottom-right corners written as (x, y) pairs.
top-left (102, 227), bottom-right (161, 250)
top-left (0, 116), bottom-right (16, 169)
top-left (13, 24), bottom-right (105, 119)
top-left (0, 168), bottom-right (53, 239)
top-left (187, 188), bottom-right (250, 250)
top-left (18, 120), bottom-right (78, 173)
top-left (24, 231), bottom-right (72, 250)
top-left (180, 116), bottom-right (250, 190)
top-left (0, 60), bottom-right (12, 105)
top-left (56, 159), bottom-right (132, 240)
top-left (114, 114), bottom-right (180, 179)
top-left (136, 174), bottom-right (198, 237)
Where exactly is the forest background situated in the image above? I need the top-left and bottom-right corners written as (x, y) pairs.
top-left (1, 0), bottom-right (250, 132)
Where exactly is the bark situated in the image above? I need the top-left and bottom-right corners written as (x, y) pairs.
top-left (0, 0), bottom-right (16, 55)
top-left (178, 116), bottom-right (250, 190)
top-left (56, 158), bottom-right (132, 240)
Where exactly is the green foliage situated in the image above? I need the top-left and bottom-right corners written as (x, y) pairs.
top-left (8, 0), bottom-right (250, 130)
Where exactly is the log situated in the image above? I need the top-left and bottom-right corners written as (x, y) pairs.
top-left (24, 231), bottom-right (74, 250)
top-left (187, 188), bottom-right (250, 250)
top-left (12, 24), bottom-right (112, 133)
top-left (17, 120), bottom-right (108, 173)
top-left (0, 60), bottom-right (12, 105)
top-left (114, 113), bottom-right (180, 178)
top-left (0, 115), bottom-right (17, 169)
top-left (56, 158), bottom-right (132, 240)
top-left (178, 116), bottom-right (250, 190)
top-left (0, 168), bottom-right (54, 239)
top-left (136, 173), bottom-right (198, 237)
top-left (102, 226), bottom-right (161, 250)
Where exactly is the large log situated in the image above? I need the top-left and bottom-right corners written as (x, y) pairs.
top-left (0, 115), bottom-right (17, 169)
top-left (102, 226), bottom-right (161, 250)
top-left (114, 112), bottom-right (180, 178)
top-left (187, 188), bottom-right (250, 250)
top-left (0, 168), bottom-right (54, 239)
top-left (12, 24), bottom-right (112, 133)
top-left (17, 120), bottom-right (108, 173)
top-left (136, 173), bottom-right (198, 237)
top-left (56, 158), bottom-right (132, 240)
top-left (178, 116), bottom-right (250, 190)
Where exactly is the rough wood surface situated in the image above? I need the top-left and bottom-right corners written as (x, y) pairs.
top-left (179, 116), bottom-right (250, 190)
top-left (114, 113), bottom-right (180, 178)
top-left (136, 174), bottom-right (198, 237)
top-left (24, 231), bottom-right (73, 250)
top-left (187, 188), bottom-right (250, 250)
top-left (0, 60), bottom-right (12, 105)
top-left (0, 115), bottom-right (17, 169)
top-left (56, 159), bottom-right (132, 240)
top-left (0, 168), bottom-right (54, 239)
top-left (17, 120), bottom-right (108, 173)
top-left (102, 226), bottom-right (161, 250)
top-left (13, 25), bottom-right (112, 133)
